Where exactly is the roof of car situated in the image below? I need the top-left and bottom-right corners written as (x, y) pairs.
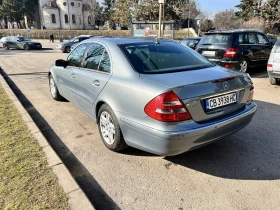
top-left (82, 37), bottom-right (177, 45)
top-left (182, 37), bottom-right (201, 40)
top-left (77, 35), bottom-right (92, 38)
top-left (207, 29), bottom-right (263, 34)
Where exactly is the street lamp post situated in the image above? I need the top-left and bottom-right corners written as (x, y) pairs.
top-left (158, 0), bottom-right (165, 38)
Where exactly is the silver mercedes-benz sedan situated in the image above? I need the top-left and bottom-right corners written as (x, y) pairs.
top-left (48, 37), bottom-right (257, 156)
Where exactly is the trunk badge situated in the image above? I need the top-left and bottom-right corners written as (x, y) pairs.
top-left (223, 82), bottom-right (229, 90)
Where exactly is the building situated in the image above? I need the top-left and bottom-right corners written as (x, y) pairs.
top-left (39, 0), bottom-right (96, 30)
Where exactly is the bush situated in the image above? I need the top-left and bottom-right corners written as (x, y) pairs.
top-left (0, 29), bottom-right (196, 40)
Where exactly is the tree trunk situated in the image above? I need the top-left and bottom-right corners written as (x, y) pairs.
top-left (4, 17), bottom-right (8, 29)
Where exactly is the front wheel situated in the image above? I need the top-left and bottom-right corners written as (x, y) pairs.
top-left (4, 44), bottom-right (9, 50)
top-left (64, 46), bottom-right (71, 53)
top-left (237, 58), bottom-right (249, 73)
top-left (49, 74), bottom-right (64, 101)
top-left (98, 104), bottom-right (128, 152)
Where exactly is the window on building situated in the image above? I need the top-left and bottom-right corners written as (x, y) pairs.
top-left (63, 2), bottom-right (67, 6)
top-left (72, 15), bottom-right (76, 24)
top-left (71, 2), bottom-right (74, 6)
top-left (51, 14), bottom-right (56, 23)
top-left (88, 16), bottom-right (92, 25)
top-left (78, 3), bottom-right (81, 7)
top-left (64, 14), bottom-right (69, 24)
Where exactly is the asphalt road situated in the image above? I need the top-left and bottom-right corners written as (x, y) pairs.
top-left (0, 46), bottom-right (280, 210)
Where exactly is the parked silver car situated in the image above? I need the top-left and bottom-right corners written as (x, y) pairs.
top-left (48, 37), bottom-right (257, 156)
top-left (267, 39), bottom-right (280, 85)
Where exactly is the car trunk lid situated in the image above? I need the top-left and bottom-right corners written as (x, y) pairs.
top-left (140, 66), bottom-right (252, 122)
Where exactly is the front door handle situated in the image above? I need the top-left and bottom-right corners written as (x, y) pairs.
top-left (71, 73), bottom-right (75, 79)
top-left (93, 80), bottom-right (100, 86)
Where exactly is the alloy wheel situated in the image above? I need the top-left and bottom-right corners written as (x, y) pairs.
top-left (100, 111), bottom-right (115, 145)
top-left (239, 60), bottom-right (248, 73)
top-left (49, 77), bottom-right (56, 97)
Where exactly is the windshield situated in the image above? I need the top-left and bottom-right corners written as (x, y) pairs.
top-left (18, 36), bottom-right (30, 41)
top-left (119, 41), bottom-right (214, 74)
top-left (199, 33), bottom-right (233, 46)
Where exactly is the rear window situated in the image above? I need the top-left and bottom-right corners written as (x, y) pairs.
top-left (181, 39), bottom-right (200, 48)
top-left (118, 41), bottom-right (214, 74)
top-left (199, 33), bottom-right (233, 46)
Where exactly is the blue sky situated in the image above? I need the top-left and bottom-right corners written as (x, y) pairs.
top-left (197, 0), bottom-right (241, 15)
top-left (97, 0), bottom-right (241, 15)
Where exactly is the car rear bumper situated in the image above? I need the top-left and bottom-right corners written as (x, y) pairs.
top-left (268, 71), bottom-right (280, 79)
top-left (208, 59), bottom-right (238, 69)
top-left (120, 103), bottom-right (257, 156)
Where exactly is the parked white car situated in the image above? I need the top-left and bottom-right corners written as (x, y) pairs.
top-left (267, 39), bottom-right (280, 85)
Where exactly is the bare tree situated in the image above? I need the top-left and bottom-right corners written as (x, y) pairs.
top-left (213, 9), bottom-right (241, 30)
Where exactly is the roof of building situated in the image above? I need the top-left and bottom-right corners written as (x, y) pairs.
top-left (42, 1), bottom-right (59, 9)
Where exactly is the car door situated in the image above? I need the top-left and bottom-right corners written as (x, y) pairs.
top-left (75, 43), bottom-right (112, 119)
top-left (56, 43), bottom-right (89, 105)
top-left (244, 32), bottom-right (260, 62)
top-left (256, 33), bottom-right (272, 61)
top-left (14, 37), bottom-right (23, 49)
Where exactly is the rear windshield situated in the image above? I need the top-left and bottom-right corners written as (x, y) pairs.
top-left (118, 41), bottom-right (214, 74)
top-left (199, 33), bottom-right (233, 46)
top-left (181, 39), bottom-right (200, 48)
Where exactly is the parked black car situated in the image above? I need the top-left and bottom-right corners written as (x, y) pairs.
top-left (180, 37), bottom-right (201, 50)
top-left (196, 29), bottom-right (272, 73)
top-left (56, 35), bottom-right (92, 53)
top-left (2, 36), bottom-right (42, 50)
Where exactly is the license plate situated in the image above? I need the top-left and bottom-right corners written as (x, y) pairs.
top-left (206, 92), bottom-right (237, 110)
top-left (202, 51), bottom-right (216, 56)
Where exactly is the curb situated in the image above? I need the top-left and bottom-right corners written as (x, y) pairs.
top-left (0, 73), bottom-right (95, 210)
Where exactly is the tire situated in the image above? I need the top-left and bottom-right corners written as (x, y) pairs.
top-left (64, 46), bottom-right (71, 53)
top-left (4, 44), bottom-right (9, 50)
top-left (49, 74), bottom-right (64, 101)
top-left (24, 45), bottom-right (29, 50)
top-left (98, 104), bottom-right (128, 152)
top-left (269, 76), bottom-right (278, 85)
top-left (237, 57), bottom-right (249, 73)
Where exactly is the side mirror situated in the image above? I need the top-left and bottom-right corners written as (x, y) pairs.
top-left (17, 39), bottom-right (20, 42)
top-left (55, 59), bottom-right (68, 68)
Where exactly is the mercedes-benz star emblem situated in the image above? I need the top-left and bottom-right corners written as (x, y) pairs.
top-left (223, 82), bottom-right (229, 90)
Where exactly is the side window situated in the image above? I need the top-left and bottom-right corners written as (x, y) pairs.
top-left (83, 43), bottom-right (105, 70)
top-left (257, 33), bottom-right (269, 45)
top-left (67, 43), bottom-right (88, 67)
top-left (244, 33), bottom-right (257, 44)
top-left (238, 33), bottom-right (244, 44)
top-left (99, 51), bottom-right (111, 73)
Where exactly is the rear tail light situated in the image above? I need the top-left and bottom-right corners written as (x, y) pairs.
top-left (267, 63), bottom-right (273, 67)
top-left (246, 85), bottom-right (254, 104)
top-left (144, 91), bottom-right (192, 122)
top-left (224, 48), bottom-right (238, 58)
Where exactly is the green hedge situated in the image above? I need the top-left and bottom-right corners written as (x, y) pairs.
top-left (0, 29), bottom-right (195, 41)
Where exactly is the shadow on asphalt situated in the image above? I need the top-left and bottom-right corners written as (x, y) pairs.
top-left (0, 68), bottom-right (121, 210)
top-left (165, 100), bottom-right (280, 180)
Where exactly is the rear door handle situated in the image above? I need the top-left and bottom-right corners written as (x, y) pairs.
top-left (93, 80), bottom-right (100, 86)
top-left (71, 73), bottom-right (75, 79)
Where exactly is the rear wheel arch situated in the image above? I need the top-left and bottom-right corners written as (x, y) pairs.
top-left (96, 101), bottom-right (105, 123)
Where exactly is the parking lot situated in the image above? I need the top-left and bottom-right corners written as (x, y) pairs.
top-left (0, 45), bottom-right (280, 210)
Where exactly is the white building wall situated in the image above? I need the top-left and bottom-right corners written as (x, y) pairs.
top-left (39, 0), bottom-right (97, 30)
top-left (43, 9), bottom-right (61, 29)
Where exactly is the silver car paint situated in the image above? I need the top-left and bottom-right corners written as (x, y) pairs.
top-left (50, 37), bottom-right (256, 156)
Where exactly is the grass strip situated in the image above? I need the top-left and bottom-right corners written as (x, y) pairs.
top-left (0, 83), bottom-right (71, 210)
